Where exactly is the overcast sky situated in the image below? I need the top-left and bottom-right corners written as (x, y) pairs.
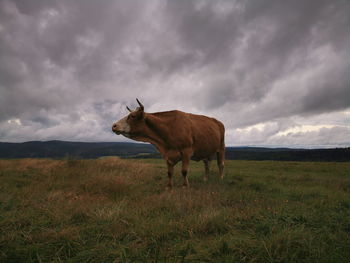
top-left (1, 0), bottom-right (350, 147)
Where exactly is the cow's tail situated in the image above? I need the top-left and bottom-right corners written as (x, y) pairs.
top-left (216, 120), bottom-right (225, 179)
top-left (219, 121), bottom-right (225, 149)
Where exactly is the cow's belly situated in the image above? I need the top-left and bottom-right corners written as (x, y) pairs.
top-left (191, 145), bottom-right (218, 161)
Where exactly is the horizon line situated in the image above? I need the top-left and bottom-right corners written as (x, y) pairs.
top-left (1, 140), bottom-right (349, 150)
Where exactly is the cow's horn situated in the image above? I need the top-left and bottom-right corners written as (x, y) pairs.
top-left (136, 98), bottom-right (144, 110)
top-left (126, 106), bottom-right (132, 112)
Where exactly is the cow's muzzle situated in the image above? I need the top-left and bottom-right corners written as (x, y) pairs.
top-left (112, 119), bottom-right (131, 136)
top-left (112, 123), bottom-right (121, 134)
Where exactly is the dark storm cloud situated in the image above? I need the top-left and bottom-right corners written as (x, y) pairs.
top-left (0, 0), bottom-right (349, 146)
top-left (166, 0), bottom-right (350, 117)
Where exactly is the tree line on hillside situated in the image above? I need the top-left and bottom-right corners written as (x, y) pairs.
top-left (0, 141), bottom-right (349, 162)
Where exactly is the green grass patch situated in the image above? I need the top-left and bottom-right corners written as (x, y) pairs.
top-left (0, 158), bottom-right (349, 262)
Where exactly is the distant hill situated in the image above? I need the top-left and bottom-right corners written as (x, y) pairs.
top-left (0, 141), bottom-right (349, 161)
top-left (0, 141), bottom-right (159, 159)
top-left (225, 147), bottom-right (350, 162)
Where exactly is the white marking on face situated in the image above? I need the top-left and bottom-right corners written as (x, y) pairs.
top-left (113, 116), bottom-right (130, 135)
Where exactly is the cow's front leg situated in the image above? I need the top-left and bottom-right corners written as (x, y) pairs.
top-left (166, 160), bottom-right (174, 189)
top-left (181, 157), bottom-right (190, 187)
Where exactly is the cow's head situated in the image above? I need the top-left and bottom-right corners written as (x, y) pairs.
top-left (112, 99), bottom-right (146, 138)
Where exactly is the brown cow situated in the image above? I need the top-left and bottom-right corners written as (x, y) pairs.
top-left (112, 99), bottom-right (225, 188)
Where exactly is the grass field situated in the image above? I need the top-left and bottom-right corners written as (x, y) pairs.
top-left (0, 158), bottom-right (349, 262)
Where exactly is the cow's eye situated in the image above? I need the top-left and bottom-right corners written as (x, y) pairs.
top-left (130, 115), bottom-right (136, 119)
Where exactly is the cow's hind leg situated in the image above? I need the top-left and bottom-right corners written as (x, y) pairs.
top-left (217, 148), bottom-right (225, 179)
top-left (203, 160), bottom-right (210, 181)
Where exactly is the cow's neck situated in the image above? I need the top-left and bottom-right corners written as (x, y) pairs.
top-left (132, 113), bottom-right (169, 155)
